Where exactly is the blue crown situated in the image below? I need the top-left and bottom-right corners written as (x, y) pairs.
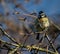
top-left (38, 11), bottom-right (46, 19)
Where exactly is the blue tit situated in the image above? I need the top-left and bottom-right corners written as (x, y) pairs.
top-left (35, 11), bottom-right (50, 40)
top-left (38, 11), bottom-right (50, 29)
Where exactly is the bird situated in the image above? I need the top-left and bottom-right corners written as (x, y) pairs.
top-left (34, 11), bottom-right (50, 40)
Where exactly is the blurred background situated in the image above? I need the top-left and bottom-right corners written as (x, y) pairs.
top-left (0, 0), bottom-right (60, 54)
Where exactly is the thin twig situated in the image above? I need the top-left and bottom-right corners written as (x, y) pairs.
top-left (0, 39), bottom-right (19, 47)
top-left (0, 26), bottom-right (19, 44)
top-left (45, 33), bottom-right (58, 53)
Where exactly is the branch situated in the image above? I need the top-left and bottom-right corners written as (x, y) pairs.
top-left (0, 39), bottom-right (19, 47)
top-left (20, 44), bottom-right (58, 54)
top-left (0, 26), bottom-right (19, 44)
top-left (8, 46), bottom-right (19, 54)
top-left (0, 26), bottom-right (59, 54)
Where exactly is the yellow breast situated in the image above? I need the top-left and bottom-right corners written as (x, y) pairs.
top-left (38, 17), bottom-right (50, 28)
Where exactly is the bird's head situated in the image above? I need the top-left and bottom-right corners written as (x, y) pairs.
top-left (38, 11), bottom-right (50, 28)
